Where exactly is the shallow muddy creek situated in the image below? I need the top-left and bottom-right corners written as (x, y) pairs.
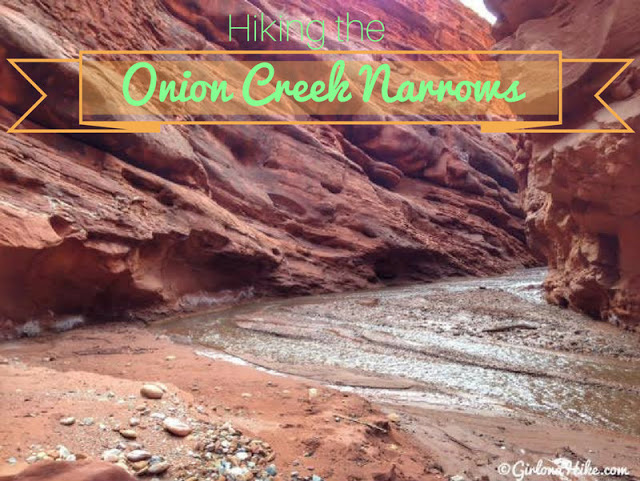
top-left (159, 268), bottom-right (640, 436)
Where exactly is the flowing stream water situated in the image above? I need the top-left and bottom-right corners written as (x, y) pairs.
top-left (158, 268), bottom-right (640, 436)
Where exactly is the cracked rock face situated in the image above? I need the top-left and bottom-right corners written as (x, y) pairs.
top-left (488, 0), bottom-right (640, 328)
top-left (0, 0), bottom-right (537, 336)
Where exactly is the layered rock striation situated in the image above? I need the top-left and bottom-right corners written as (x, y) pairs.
top-left (487, 0), bottom-right (640, 328)
top-left (0, 0), bottom-right (537, 336)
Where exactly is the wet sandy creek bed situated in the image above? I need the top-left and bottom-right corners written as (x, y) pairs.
top-left (159, 268), bottom-right (640, 479)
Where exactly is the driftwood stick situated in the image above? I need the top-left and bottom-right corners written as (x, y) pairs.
top-left (444, 432), bottom-right (475, 452)
top-left (333, 414), bottom-right (388, 433)
top-left (482, 322), bottom-right (539, 333)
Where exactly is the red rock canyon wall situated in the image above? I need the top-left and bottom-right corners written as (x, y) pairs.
top-left (0, 0), bottom-right (538, 336)
top-left (487, 0), bottom-right (640, 328)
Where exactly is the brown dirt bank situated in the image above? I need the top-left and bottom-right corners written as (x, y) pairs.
top-left (1, 322), bottom-right (639, 481)
top-left (0, 324), bottom-right (442, 481)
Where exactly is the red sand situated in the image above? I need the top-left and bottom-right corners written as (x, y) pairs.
top-left (0, 324), bottom-right (441, 481)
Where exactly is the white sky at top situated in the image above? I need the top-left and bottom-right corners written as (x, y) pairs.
top-left (459, 0), bottom-right (497, 24)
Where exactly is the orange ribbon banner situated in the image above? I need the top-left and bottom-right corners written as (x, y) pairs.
top-left (6, 50), bottom-right (634, 134)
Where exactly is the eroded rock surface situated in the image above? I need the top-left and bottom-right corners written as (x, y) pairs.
top-left (487, 0), bottom-right (640, 327)
top-left (0, 461), bottom-right (136, 481)
top-left (0, 0), bottom-right (536, 336)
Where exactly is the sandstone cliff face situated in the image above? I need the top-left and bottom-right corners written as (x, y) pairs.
top-left (0, 0), bottom-right (536, 336)
top-left (488, 0), bottom-right (640, 328)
